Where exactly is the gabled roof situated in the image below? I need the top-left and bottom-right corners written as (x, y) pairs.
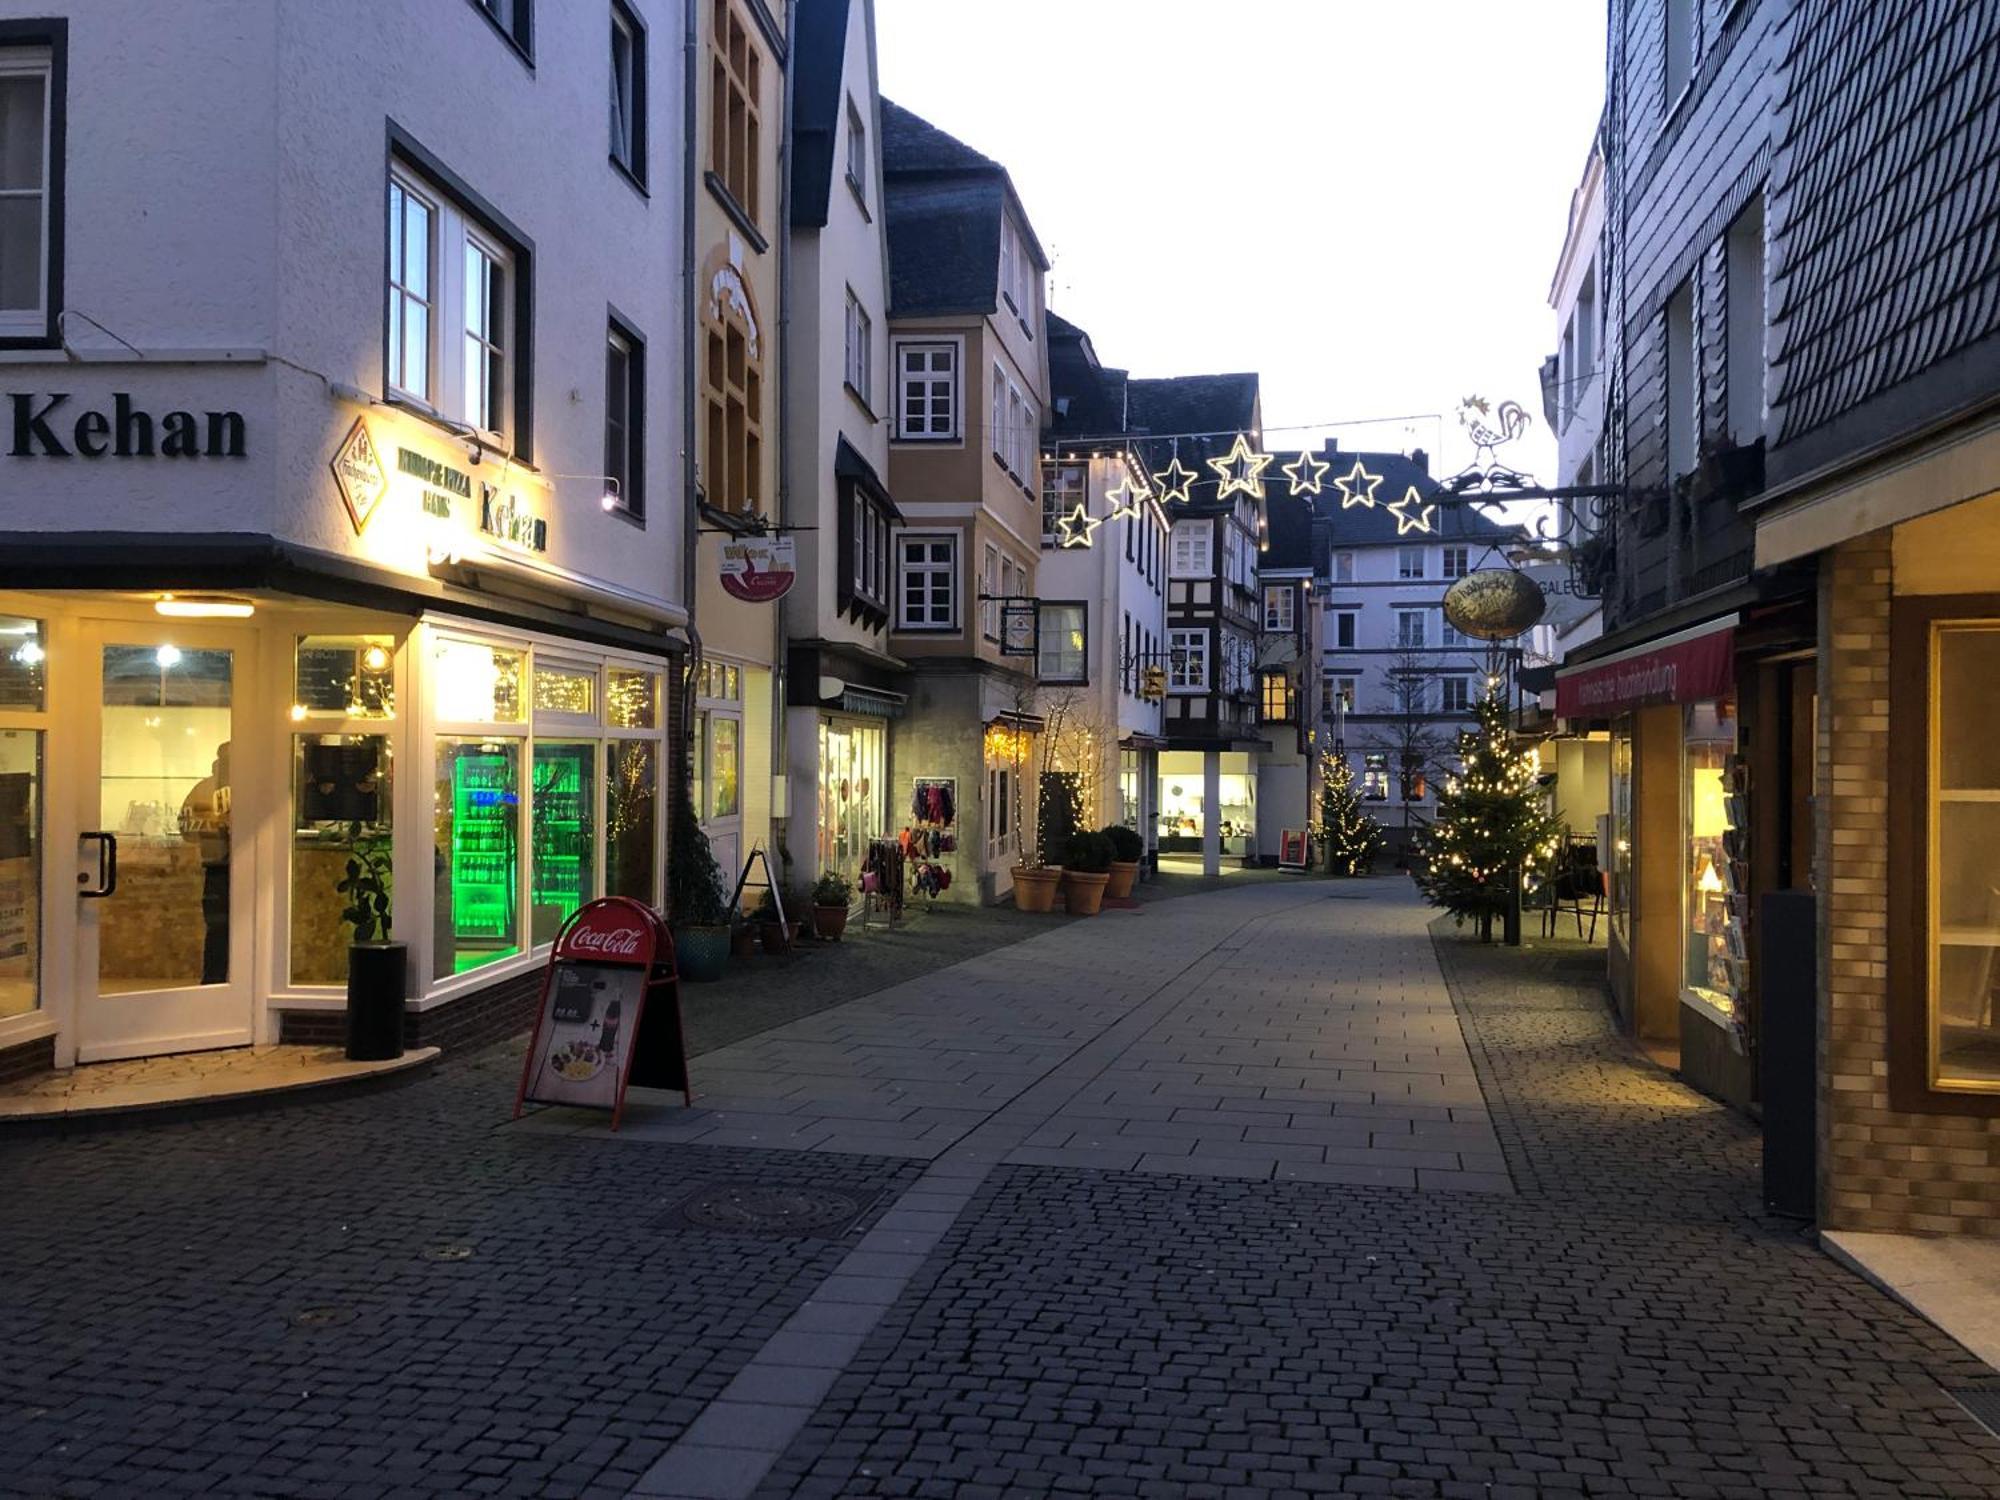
top-left (1046, 310), bottom-right (1128, 438)
top-left (790, 0), bottom-right (854, 230)
top-left (1128, 373), bottom-right (1260, 441)
top-left (880, 99), bottom-right (1048, 318)
top-left (1300, 444), bottom-right (1524, 548)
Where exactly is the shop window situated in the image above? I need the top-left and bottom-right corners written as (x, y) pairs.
top-left (986, 764), bottom-right (1013, 864)
top-left (1037, 602), bottom-right (1087, 685)
top-left (1683, 701), bottom-right (1739, 1012)
top-left (1362, 753), bottom-right (1389, 801)
top-left (817, 718), bottom-right (885, 878)
top-left (531, 741), bottom-right (596, 946)
top-left (433, 638), bottom-right (524, 723)
top-left (0, 36), bottom-right (59, 342)
top-left (605, 739), bottom-right (659, 905)
top-left (0, 726), bottom-right (41, 1017)
top-left (433, 736), bottom-right (521, 979)
top-left (1119, 749), bottom-right (1140, 831)
top-left (1928, 624), bottom-right (2000, 1088)
top-left (709, 715), bottom-right (740, 818)
top-left (606, 669), bottom-right (656, 729)
top-left (295, 636), bottom-right (396, 721)
top-left (0, 617), bottom-right (45, 709)
top-left (1610, 722), bottom-right (1633, 938)
top-left (290, 734), bottom-right (392, 986)
top-left (533, 664), bottom-right (596, 718)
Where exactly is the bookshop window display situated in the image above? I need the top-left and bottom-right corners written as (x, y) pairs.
top-left (425, 633), bottom-right (667, 986)
top-left (1683, 700), bottom-right (1745, 1021)
top-left (1926, 623), bottom-right (2000, 1088)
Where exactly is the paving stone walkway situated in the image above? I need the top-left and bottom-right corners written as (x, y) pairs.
top-left (4, 879), bottom-right (1999, 1499)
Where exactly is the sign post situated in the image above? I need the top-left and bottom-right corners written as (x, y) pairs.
top-left (514, 897), bottom-right (690, 1128)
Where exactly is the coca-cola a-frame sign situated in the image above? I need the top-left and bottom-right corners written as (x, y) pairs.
top-left (515, 897), bottom-right (690, 1128)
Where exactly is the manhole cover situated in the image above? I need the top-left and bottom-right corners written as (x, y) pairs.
top-left (1948, 1382), bottom-right (2000, 1438)
top-left (661, 1181), bottom-right (877, 1238)
top-left (289, 1305), bottom-right (355, 1329)
top-left (421, 1243), bottom-right (475, 1262)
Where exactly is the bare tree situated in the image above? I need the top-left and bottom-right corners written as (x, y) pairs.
top-left (1370, 650), bottom-right (1452, 848)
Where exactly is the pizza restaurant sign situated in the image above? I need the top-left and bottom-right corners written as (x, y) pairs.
top-left (330, 417), bottom-right (546, 555)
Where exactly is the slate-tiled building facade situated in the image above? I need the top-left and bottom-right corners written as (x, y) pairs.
top-left (1564, 0), bottom-right (2000, 1234)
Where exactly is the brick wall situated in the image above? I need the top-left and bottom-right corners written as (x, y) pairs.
top-left (1817, 533), bottom-right (2000, 1234)
top-left (0, 1034), bottom-right (54, 1086)
top-left (279, 967), bottom-right (543, 1059)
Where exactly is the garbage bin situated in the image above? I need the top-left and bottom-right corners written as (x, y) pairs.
top-left (346, 942), bottom-right (408, 1061)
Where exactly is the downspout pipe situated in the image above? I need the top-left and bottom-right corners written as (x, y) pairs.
top-left (771, 0), bottom-right (800, 880)
top-left (681, 0), bottom-right (703, 757)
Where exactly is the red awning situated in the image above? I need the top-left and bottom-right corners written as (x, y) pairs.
top-left (1555, 617), bottom-right (1736, 718)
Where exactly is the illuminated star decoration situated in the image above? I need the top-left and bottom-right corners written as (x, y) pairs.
top-left (1207, 433), bottom-right (1274, 500)
top-left (1332, 460), bottom-right (1383, 509)
top-left (1387, 485), bottom-right (1437, 535)
top-left (1055, 502), bottom-right (1104, 549)
top-left (1281, 448), bottom-right (1330, 497)
top-left (1104, 474), bottom-right (1153, 522)
top-left (1151, 455), bottom-right (1198, 505)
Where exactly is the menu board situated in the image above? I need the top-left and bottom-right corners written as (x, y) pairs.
top-left (521, 962), bottom-right (649, 1111)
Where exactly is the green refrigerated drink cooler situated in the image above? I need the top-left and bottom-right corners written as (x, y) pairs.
top-left (531, 742), bottom-right (595, 946)
top-left (449, 746), bottom-right (519, 969)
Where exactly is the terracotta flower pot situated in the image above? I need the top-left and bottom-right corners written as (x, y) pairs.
top-left (814, 904), bottom-right (850, 941)
top-left (1011, 865), bottom-right (1062, 913)
top-left (1064, 870), bottom-right (1111, 916)
top-left (1104, 860), bottom-right (1140, 900)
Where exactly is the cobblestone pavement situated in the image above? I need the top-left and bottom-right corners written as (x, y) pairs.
top-left (6, 881), bottom-right (2000, 1499)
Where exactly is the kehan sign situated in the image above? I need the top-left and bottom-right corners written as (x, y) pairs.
top-left (8, 392), bottom-right (247, 459)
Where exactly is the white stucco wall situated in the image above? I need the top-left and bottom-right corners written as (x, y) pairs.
top-left (0, 0), bottom-right (684, 615)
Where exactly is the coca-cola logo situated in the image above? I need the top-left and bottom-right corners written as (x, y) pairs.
top-left (566, 925), bottom-right (645, 958)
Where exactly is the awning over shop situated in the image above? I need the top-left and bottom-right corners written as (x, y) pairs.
top-left (835, 686), bottom-right (905, 719)
top-left (1555, 615), bottom-right (1736, 718)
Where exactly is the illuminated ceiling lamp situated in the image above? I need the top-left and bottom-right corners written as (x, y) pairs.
top-left (155, 593), bottom-right (255, 619)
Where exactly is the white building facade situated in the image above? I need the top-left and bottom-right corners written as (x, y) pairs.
top-left (0, 1), bottom-right (687, 1080)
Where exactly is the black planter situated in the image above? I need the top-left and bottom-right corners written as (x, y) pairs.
top-left (346, 942), bottom-right (408, 1061)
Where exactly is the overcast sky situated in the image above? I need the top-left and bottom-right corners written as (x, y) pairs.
top-left (874, 0), bottom-right (1606, 483)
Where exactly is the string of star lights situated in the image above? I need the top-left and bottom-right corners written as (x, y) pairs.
top-left (1205, 433), bottom-right (1274, 500)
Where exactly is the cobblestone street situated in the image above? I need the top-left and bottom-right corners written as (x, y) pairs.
top-left (5, 880), bottom-right (1999, 1498)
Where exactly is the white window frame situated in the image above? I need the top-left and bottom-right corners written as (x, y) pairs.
top-left (1441, 545), bottom-right (1470, 579)
top-left (1036, 601), bottom-right (1087, 685)
top-left (894, 338), bottom-right (959, 441)
top-left (1169, 628), bottom-right (1208, 692)
top-left (1334, 550), bottom-right (1355, 583)
top-left (896, 533), bottom-right (957, 632)
top-left (1441, 677), bottom-right (1471, 714)
top-left (844, 95), bottom-right (866, 202)
top-left (1171, 520), bottom-right (1211, 578)
top-left (1042, 462), bottom-right (1085, 545)
top-left (1397, 545), bottom-right (1426, 580)
top-left (843, 288), bottom-right (872, 407)
top-left (1332, 675), bottom-right (1357, 713)
top-left (1439, 613), bottom-right (1470, 648)
top-left (0, 46), bottom-right (54, 338)
top-left (388, 163), bottom-right (515, 447)
top-left (1396, 609), bottom-right (1427, 649)
top-left (1263, 585), bottom-right (1295, 633)
top-left (981, 541), bottom-right (1001, 641)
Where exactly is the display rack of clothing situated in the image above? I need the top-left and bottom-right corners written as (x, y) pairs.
top-left (860, 838), bottom-right (905, 930)
top-left (901, 777), bottom-right (958, 908)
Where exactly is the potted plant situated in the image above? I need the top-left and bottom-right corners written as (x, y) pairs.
top-left (1062, 830), bottom-right (1114, 916)
top-left (754, 889), bottom-right (792, 954)
top-left (668, 800), bottom-right (732, 981)
top-left (338, 822), bottom-right (404, 1060)
top-left (1101, 823), bottom-right (1143, 900)
top-left (811, 870), bottom-right (853, 941)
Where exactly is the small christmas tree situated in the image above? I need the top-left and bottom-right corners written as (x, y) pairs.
top-left (1415, 690), bottom-right (1560, 939)
top-left (1319, 752), bottom-right (1385, 876)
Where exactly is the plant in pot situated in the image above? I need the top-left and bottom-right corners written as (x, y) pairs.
top-left (338, 821), bottom-right (405, 1060)
top-left (668, 800), bottom-right (733, 981)
top-left (1101, 823), bottom-right (1143, 900)
top-left (1062, 830), bottom-right (1114, 916)
top-left (811, 870), bottom-right (853, 941)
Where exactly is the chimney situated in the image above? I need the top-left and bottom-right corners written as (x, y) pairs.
top-left (1410, 447), bottom-right (1430, 475)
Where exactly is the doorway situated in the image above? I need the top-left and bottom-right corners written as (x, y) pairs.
top-left (74, 623), bottom-right (257, 1062)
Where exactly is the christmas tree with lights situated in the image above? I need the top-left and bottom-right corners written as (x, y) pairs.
top-left (1415, 690), bottom-right (1560, 940)
top-left (1319, 752), bottom-right (1385, 876)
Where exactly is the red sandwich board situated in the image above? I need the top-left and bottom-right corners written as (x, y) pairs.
top-left (514, 897), bottom-right (690, 1129)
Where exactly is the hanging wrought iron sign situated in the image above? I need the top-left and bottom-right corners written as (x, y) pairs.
top-left (1443, 568), bottom-right (1549, 640)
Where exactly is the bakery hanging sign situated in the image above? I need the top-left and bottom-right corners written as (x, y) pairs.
top-left (719, 533), bottom-right (796, 603)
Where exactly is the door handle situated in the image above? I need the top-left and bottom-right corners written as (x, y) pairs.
top-left (78, 831), bottom-right (117, 898)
